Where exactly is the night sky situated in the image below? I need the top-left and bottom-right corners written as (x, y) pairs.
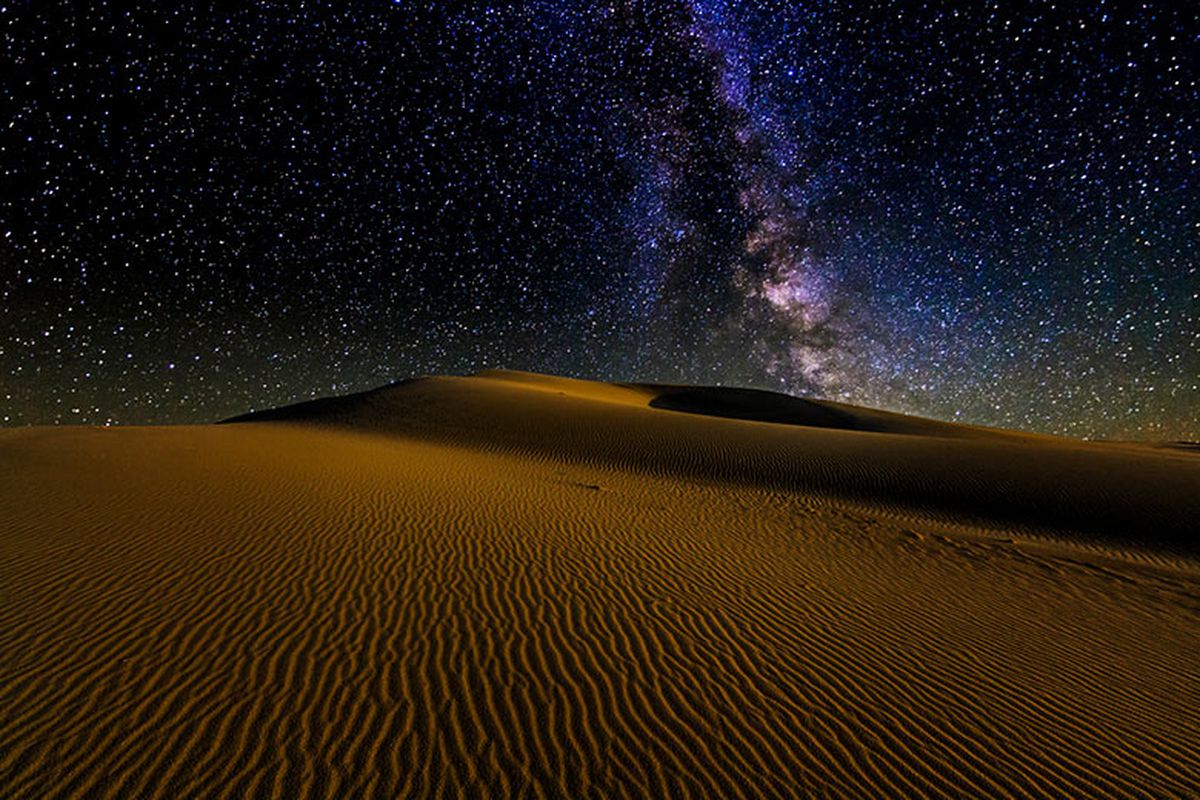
top-left (2, 2), bottom-right (1196, 439)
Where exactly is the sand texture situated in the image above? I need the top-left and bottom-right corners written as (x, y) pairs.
top-left (2, 371), bottom-right (1199, 798)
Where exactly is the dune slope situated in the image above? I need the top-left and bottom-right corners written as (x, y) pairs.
top-left (2, 371), bottom-right (1199, 798)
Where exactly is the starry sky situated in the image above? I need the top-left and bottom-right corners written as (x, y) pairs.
top-left (2, 1), bottom-right (1197, 439)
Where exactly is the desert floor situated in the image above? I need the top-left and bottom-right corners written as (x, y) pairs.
top-left (2, 371), bottom-right (1198, 798)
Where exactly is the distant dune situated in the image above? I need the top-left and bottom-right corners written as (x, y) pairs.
top-left (3, 370), bottom-right (1198, 798)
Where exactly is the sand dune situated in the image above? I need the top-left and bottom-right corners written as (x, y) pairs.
top-left (228, 370), bottom-right (1200, 551)
top-left (3, 371), bottom-right (1199, 798)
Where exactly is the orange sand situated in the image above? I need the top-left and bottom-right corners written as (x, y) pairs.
top-left (2, 371), bottom-right (1198, 798)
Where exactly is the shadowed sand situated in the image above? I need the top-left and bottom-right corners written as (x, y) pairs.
top-left (2, 370), bottom-right (1198, 798)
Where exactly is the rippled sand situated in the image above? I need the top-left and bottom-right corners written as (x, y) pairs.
top-left (2, 371), bottom-right (1198, 798)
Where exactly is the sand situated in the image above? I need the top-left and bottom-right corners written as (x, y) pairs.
top-left (2, 370), bottom-right (1198, 798)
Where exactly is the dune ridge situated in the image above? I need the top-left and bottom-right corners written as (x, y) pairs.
top-left (3, 370), bottom-right (1199, 798)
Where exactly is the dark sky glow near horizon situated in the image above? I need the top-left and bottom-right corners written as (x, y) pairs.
top-left (1, 1), bottom-right (1197, 439)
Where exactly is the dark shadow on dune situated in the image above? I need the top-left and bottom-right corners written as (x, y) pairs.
top-left (220, 380), bottom-right (421, 425)
top-left (645, 384), bottom-right (1021, 440)
top-left (649, 387), bottom-right (869, 431)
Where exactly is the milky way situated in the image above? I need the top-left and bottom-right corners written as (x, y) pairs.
top-left (1, 2), bottom-right (1196, 439)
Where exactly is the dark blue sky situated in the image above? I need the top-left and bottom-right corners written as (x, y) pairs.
top-left (2, 1), bottom-right (1196, 439)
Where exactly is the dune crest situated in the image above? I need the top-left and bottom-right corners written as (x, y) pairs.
top-left (3, 371), bottom-right (1199, 798)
